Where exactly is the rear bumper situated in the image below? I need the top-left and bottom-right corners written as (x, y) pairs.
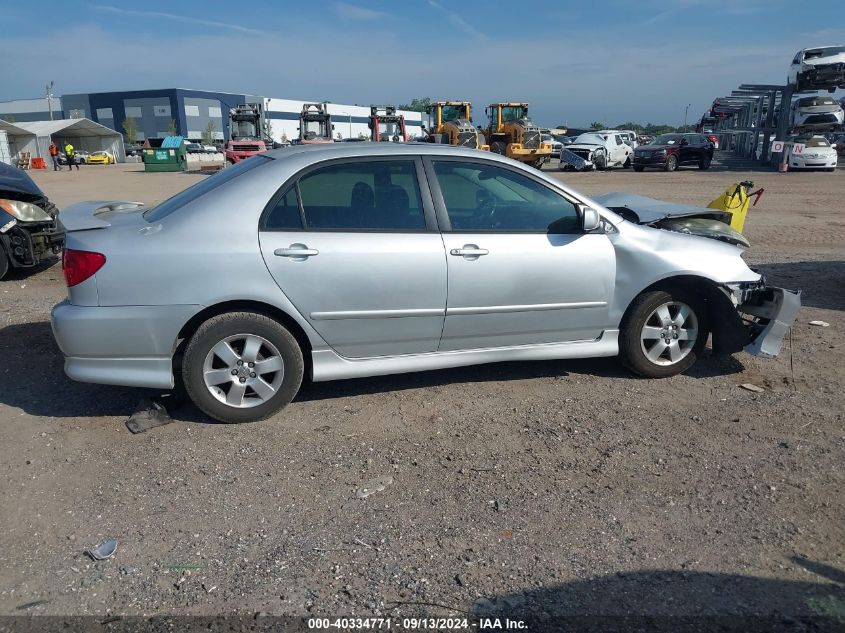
top-left (51, 300), bottom-right (200, 389)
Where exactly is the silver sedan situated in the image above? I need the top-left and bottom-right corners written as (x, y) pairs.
top-left (51, 144), bottom-right (799, 423)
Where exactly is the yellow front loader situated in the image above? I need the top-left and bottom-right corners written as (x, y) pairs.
top-left (424, 101), bottom-right (488, 150)
top-left (483, 102), bottom-right (552, 168)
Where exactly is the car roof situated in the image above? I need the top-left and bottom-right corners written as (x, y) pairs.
top-left (264, 142), bottom-right (502, 163)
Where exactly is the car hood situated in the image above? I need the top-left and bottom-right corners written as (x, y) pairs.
top-left (568, 142), bottom-right (603, 150)
top-left (0, 161), bottom-right (46, 201)
top-left (593, 192), bottom-right (749, 248)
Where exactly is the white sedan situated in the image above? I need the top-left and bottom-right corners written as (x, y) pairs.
top-left (560, 132), bottom-right (633, 170)
top-left (787, 135), bottom-right (838, 171)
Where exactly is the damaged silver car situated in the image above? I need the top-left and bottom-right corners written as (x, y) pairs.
top-left (51, 144), bottom-right (799, 423)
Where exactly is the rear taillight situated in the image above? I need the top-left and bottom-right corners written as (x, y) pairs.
top-left (62, 249), bottom-right (106, 287)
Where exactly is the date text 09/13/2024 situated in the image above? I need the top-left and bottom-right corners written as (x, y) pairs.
top-left (307, 617), bottom-right (528, 630)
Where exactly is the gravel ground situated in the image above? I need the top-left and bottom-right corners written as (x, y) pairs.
top-left (0, 162), bottom-right (843, 628)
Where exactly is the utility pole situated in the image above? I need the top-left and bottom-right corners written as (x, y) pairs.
top-left (46, 81), bottom-right (55, 120)
top-left (683, 103), bottom-right (691, 131)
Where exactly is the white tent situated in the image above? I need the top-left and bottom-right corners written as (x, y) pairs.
top-left (15, 118), bottom-right (125, 163)
top-left (0, 119), bottom-right (38, 164)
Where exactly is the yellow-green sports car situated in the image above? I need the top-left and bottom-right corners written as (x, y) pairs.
top-left (87, 151), bottom-right (115, 165)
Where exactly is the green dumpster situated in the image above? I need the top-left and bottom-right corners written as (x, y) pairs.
top-left (143, 136), bottom-right (187, 172)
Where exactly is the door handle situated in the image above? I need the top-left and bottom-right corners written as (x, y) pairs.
top-left (275, 245), bottom-right (319, 258)
top-left (450, 245), bottom-right (489, 257)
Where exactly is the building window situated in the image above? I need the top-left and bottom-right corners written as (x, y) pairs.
top-left (125, 106), bottom-right (142, 118)
top-left (96, 108), bottom-right (113, 119)
top-left (187, 131), bottom-right (201, 139)
top-left (154, 105), bottom-right (171, 117)
top-left (185, 105), bottom-right (200, 117)
top-left (209, 106), bottom-right (222, 118)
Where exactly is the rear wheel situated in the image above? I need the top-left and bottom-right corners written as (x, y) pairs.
top-left (698, 154), bottom-right (712, 170)
top-left (619, 290), bottom-right (709, 378)
top-left (183, 312), bottom-right (304, 423)
top-left (664, 155), bottom-right (678, 172)
top-left (633, 165), bottom-right (645, 172)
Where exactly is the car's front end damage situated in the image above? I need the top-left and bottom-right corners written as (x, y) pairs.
top-left (592, 191), bottom-right (801, 360)
top-left (0, 163), bottom-right (64, 279)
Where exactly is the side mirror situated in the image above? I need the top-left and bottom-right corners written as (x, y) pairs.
top-left (581, 206), bottom-right (601, 232)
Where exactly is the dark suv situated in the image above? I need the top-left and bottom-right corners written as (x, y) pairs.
top-left (633, 133), bottom-right (715, 172)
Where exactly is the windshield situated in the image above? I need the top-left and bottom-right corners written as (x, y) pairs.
top-left (573, 133), bottom-right (606, 145)
top-left (303, 119), bottom-right (329, 139)
top-left (231, 119), bottom-right (258, 139)
top-left (501, 106), bottom-right (526, 122)
top-left (804, 46), bottom-right (845, 59)
top-left (143, 155), bottom-right (271, 222)
top-left (798, 137), bottom-right (831, 147)
top-left (797, 96), bottom-right (836, 107)
top-left (653, 134), bottom-right (682, 145)
top-left (441, 105), bottom-right (464, 122)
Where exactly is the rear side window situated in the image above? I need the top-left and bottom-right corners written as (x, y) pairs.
top-left (144, 155), bottom-right (270, 222)
top-left (264, 187), bottom-right (302, 229)
top-left (297, 160), bottom-right (425, 231)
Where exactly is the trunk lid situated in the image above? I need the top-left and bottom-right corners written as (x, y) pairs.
top-left (58, 201), bottom-right (146, 232)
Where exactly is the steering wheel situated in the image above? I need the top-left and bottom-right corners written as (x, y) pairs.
top-left (474, 189), bottom-right (497, 227)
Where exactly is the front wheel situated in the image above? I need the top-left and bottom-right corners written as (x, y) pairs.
top-left (633, 165), bottom-right (645, 172)
top-left (623, 155), bottom-right (632, 169)
top-left (619, 290), bottom-right (709, 378)
top-left (664, 155), bottom-right (678, 171)
top-left (183, 312), bottom-right (304, 423)
top-left (594, 150), bottom-right (607, 171)
top-left (699, 154), bottom-right (712, 170)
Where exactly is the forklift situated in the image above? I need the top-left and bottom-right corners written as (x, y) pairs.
top-left (368, 105), bottom-right (408, 143)
top-left (298, 103), bottom-right (334, 144)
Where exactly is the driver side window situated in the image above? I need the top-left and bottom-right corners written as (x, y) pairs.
top-left (432, 161), bottom-right (581, 233)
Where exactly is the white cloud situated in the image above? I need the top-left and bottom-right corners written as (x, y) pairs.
top-left (426, 0), bottom-right (486, 39)
top-left (333, 2), bottom-right (388, 21)
top-left (91, 5), bottom-right (262, 34)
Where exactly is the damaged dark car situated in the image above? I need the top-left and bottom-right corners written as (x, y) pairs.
top-left (0, 162), bottom-right (64, 280)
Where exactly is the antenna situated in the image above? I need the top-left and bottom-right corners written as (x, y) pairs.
top-left (46, 81), bottom-right (55, 121)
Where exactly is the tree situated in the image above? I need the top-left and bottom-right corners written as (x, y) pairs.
top-left (122, 117), bottom-right (139, 143)
top-left (167, 118), bottom-right (178, 136)
top-left (398, 97), bottom-right (432, 113)
top-left (590, 121), bottom-right (606, 130)
top-left (201, 120), bottom-right (217, 145)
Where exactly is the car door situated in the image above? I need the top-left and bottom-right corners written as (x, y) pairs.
top-left (426, 157), bottom-right (616, 351)
top-left (611, 134), bottom-right (627, 165)
top-left (258, 157), bottom-right (447, 358)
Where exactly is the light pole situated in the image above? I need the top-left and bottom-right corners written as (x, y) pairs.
top-left (683, 103), bottom-right (691, 131)
top-left (45, 81), bottom-right (54, 120)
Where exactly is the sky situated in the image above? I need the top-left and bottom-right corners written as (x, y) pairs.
top-left (1, 0), bottom-right (844, 127)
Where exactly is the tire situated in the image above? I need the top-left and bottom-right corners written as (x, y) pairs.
top-left (633, 165), bottom-right (645, 172)
top-left (618, 290), bottom-right (709, 378)
top-left (0, 247), bottom-right (9, 281)
top-left (698, 154), bottom-right (712, 170)
top-left (623, 155), bottom-right (632, 169)
top-left (664, 155), bottom-right (678, 172)
top-left (183, 312), bottom-right (304, 423)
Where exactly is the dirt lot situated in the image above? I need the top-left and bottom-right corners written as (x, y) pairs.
top-left (1, 162), bottom-right (843, 628)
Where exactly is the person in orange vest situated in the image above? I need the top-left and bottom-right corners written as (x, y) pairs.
top-left (49, 140), bottom-right (62, 171)
top-left (63, 141), bottom-right (79, 172)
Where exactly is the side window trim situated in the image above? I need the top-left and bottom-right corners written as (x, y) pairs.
top-left (260, 156), bottom-right (437, 233)
top-left (260, 183), bottom-right (304, 232)
top-left (424, 156), bottom-right (586, 235)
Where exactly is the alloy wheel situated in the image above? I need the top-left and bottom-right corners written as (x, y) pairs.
top-left (202, 333), bottom-right (285, 408)
top-left (639, 301), bottom-right (698, 366)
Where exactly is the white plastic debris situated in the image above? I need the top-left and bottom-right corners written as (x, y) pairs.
top-left (808, 320), bottom-right (829, 327)
top-left (739, 383), bottom-right (765, 393)
top-left (356, 475), bottom-right (393, 499)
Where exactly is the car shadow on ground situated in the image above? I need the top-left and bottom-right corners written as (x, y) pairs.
top-left (754, 261), bottom-right (845, 312)
top-left (0, 321), bottom-right (745, 420)
top-left (458, 558), bottom-right (845, 633)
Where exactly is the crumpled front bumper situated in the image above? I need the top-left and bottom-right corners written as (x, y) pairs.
top-left (739, 286), bottom-right (802, 358)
